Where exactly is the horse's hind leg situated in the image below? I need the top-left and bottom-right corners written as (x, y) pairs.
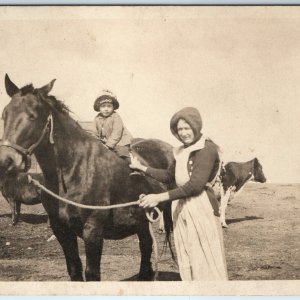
top-left (137, 225), bottom-right (153, 281)
top-left (50, 219), bottom-right (83, 281)
top-left (83, 218), bottom-right (105, 281)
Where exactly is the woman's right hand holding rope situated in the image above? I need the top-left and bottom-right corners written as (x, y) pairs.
top-left (139, 193), bottom-right (162, 208)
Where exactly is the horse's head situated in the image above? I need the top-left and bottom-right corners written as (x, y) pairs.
top-left (253, 157), bottom-right (267, 183)
top-left (0, 74), bottom-right (56, 175)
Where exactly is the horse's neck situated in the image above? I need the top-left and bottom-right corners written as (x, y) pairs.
top-left (52, 113), bottom-right (92, 167)
top-left (33, 113), bottom-right (86, 193)
top-left (33, 113), bottom-right (82, 178)
top-left (34, 141), bottom-right (59, 191)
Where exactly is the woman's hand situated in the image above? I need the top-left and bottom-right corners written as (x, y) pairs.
top-left (129, 154), bottom-right (147, 172)
top-left (139, 194), bottom-right (161, 208)
top-left (139, 193), bottom-right (169, 208)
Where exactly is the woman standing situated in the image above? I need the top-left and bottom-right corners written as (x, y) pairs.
top-left (130, 107), bottom-right (228, 281)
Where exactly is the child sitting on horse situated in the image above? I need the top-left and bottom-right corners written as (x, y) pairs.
top-left (93, 90), bottom-right (133, 161)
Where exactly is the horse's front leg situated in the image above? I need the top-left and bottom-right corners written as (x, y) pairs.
top-left (50, 217), bottom-right (83, 281)
top-left (15, 201), bottom-right (21, 223)
top-left (83, 216), bottom-right (105, 281)
top-left (137, 223), bottom-right (154, 281)
top-left (7, 197), bottom-right (18, 226)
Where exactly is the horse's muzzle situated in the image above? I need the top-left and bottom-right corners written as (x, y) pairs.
top-left (0, 147), bottom-right (28, 175)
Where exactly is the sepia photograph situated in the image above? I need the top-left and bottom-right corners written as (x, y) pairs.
top-left (0, 5), bottom-right (299, 295)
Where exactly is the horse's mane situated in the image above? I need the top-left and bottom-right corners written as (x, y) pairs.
top-left (19, 83), bottom-right (94, 139)
top-left (20, 84), bottom-right (35, 96)
top-left (43, 95), bottom-right (72, 116)
top-left (20, 83), bottom-right (71, 116)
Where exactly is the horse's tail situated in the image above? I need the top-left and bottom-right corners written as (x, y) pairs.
top-left (162, 202), bottom-right (177, 264)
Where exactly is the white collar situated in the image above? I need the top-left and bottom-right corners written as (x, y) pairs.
top-left (173, 135), bottom-right (206, 158)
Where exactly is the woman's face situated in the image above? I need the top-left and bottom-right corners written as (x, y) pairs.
top-left (177, 119), bottom-right (195, 146)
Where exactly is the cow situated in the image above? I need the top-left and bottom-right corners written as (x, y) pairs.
top-left (0, 172), bottom-right (44, 225)
top-left (215, 157), bottom-right (266, 228)
top-left (159, 157), bottom-right (266, 232)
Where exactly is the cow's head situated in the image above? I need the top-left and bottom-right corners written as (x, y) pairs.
top-left (253, 158), bottom-right (266, 183)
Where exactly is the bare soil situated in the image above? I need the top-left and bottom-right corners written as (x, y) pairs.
top-left (0, 183), bottom-right (299, 281)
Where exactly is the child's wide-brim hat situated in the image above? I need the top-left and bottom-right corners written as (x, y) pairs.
top-left (93, 90), bottom-right (119, 111)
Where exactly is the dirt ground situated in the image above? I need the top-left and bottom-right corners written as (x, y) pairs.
top-left (0, 182), bottom-right (299, 281)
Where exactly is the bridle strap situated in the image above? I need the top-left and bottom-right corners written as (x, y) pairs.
top-left (0, 114), bottom-right (53, 171)
top-left (27, 114), bottom-right (53, 154)
top-left (0, 140), bottom-right (30, 156)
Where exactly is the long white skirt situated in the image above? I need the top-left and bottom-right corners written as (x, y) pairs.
top-left (172, 191), bottom-right (228, 281)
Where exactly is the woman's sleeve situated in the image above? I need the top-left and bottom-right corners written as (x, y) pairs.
top-left (106, 114), bottom-right (124, 149)
top-left (145, 160), bottom-right (176, 184)
top-left (168, 145), bottom-right (217, 200)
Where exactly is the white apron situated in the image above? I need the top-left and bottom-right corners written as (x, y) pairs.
top-left (172, 137), bottom-right (228, 281)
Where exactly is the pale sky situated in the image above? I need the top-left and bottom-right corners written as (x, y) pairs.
top-left (0, 6), bottom-right (300, 183)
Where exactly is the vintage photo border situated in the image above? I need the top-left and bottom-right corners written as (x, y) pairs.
top-left (0, 1), bottom-right (299, 296)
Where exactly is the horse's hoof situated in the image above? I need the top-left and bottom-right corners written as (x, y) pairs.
top-left (70, 275), bottom-right (84, 281)
top-left (138, 270), bottom-right (154, 281)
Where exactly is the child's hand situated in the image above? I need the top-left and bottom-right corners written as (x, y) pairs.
top-left (129, 154), bottom-right (147, 172)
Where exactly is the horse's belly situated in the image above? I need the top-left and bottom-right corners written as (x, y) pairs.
top-left (103, 225), bottom-right (137, 240)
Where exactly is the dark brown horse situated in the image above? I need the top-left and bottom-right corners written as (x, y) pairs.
top-left (0, 74), bottom-right (174, 281)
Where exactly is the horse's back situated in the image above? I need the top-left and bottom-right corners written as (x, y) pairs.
top-left (103, 138), bottom-right (174, 238)
top-left (131, 138), bottom-right (174, 169)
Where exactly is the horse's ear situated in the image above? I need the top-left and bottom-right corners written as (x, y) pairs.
top-left (254, 157), bottom-right (259, 165)
top-left (39, 79), bottom-right (56, 95)
top-left (5, 74), bottom-right (19, 97)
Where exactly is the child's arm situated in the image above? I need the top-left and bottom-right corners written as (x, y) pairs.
top-left (106, 113), bottom-right (124, 149)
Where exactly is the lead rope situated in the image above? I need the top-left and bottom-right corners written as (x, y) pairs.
top-left (139, 194), bottom-right (160, 281)
top-left (28, 175), bottom-right (161, 281)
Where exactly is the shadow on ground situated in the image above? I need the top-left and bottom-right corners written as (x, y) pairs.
top-left (0, 213), bottom-right (48, 225)
top-left (122, 271), bottom-right (180, 281)
top-left (226, 216), bottom-right (264, 225)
